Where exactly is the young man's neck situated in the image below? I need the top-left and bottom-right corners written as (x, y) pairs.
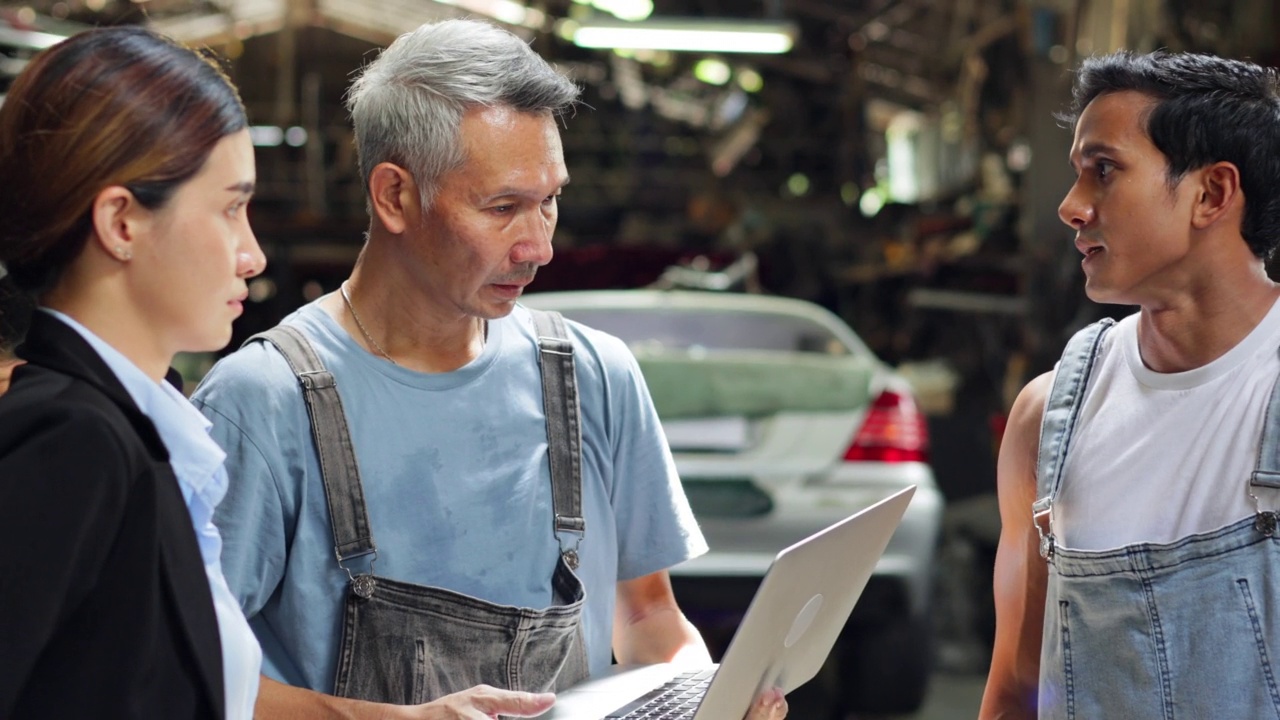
top-left (1135, 261), bottom-right (1279, 373)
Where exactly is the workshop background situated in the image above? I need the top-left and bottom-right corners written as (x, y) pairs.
top-left (3, 0), bottom-right (1277, 717)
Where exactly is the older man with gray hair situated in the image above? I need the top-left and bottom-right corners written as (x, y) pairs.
top-left (194, 18), bottom-right (787, 720)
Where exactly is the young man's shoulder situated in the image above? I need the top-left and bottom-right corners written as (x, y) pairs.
top-left (1005, 371), bottom-right (1054, 457)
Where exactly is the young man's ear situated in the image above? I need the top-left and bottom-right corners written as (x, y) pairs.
top-left (1191, 161), bottom-right (1242, 231)
top-left (368, 163), bottom-right (421, 235)
top-left (89, 186), bottom-right (144, 262)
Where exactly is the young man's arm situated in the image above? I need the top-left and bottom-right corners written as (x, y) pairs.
top-left (979, 372), bottom-right (1053, 720)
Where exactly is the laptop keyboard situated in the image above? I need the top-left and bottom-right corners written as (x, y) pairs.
top-left (604, 668), bottom-right (717, 719)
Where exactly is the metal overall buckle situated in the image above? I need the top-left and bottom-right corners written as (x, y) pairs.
top-left (560, 534), bottom-right (583, 571)
top-left (338, 550), bottom-right (379, 599)
top-left (1249, 490), bottom-right (1279, 537)
top-left (1033, 505), bottom-right (1056, 560)
top-left (555, 513), bottom-right (586, 571)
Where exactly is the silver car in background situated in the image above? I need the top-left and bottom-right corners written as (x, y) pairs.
top-left (522, 289), bottom-right (944, 716)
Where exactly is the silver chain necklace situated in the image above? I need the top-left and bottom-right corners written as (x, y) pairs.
top-left (340, 282), bottom-right (397, 365)
top-left (338, 282), bottom-right (487, 366)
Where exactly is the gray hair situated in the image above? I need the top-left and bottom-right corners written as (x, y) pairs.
top-left (346, 19), bottom-right (580, 210)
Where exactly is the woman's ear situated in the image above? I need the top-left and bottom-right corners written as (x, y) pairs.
top-left (1191, 161), bottom-right (1242, 231)
top-left (89, 186), bottom-right (144, 263)
top-left (368, 162), bottom-right (421, 235)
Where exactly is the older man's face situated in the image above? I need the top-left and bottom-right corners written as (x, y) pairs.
top-left (407, 105), bottom-right (568, 322)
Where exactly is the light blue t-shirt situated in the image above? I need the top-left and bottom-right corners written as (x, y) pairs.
top-left (192, 301), bottom-right (706, 692)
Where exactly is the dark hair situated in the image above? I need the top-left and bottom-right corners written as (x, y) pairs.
top-left (1060, 50), bottom-right (1280, 259)
top-left (0, 26), bottom-right (247, 296)
top-left (0, 274), bottom-right (33, 359)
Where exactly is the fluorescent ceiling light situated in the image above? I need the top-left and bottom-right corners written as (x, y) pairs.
top-left (569, 17), bottom-right (796, 54)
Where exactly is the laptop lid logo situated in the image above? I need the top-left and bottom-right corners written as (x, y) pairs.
top-left (784, 594), bottom-right (823, 648)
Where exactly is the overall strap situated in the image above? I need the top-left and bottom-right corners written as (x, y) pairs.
top-left (528, 309), bottom-right (586, 569)
top-left (245, 326), bottom-right (377, 565)
top-left (1031, 318), bottom-right (1115, 559)
top-left (1247, 358), bottom-right (1280, 536)
top-left (1251, 368), bottom-right (1280, 488)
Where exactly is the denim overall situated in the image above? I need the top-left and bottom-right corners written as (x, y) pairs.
top-left (1033, 319), bottom-right (1280, 719)
top-left (253, 310), bottom-right (590, 704)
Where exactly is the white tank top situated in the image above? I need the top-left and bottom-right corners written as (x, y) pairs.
top-left (1055, 299), bottom-right (1280, 550)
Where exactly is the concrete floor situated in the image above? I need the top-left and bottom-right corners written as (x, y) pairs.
top-left (783, 667), bottom-right (987, 720)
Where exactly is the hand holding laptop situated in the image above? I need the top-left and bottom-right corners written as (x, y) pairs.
top-left (746, 687), bottom-right (788, 720)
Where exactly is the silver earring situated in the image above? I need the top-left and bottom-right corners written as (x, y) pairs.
top-left (114, 246), bottom-right (132, 261)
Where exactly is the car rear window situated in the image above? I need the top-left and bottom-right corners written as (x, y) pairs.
top-left (551, 308), bottom-right (852, 356)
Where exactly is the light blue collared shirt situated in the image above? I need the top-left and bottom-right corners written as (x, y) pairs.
top-left (44, 309), bottom-right (260, 719)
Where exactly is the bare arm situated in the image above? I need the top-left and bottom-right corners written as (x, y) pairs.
top-left (254, 675), bottom-right (555, 720)
top-left (612, 571), bottom-right (787, 720)
top-left (978, 372), bottom-right (1052, 720)
top-left (612, 569), bottom-right (709, 666)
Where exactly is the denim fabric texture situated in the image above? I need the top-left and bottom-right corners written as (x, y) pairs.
top-left (332, 558), bottom-right (589, 703)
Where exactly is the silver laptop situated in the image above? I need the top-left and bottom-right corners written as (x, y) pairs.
top-left (537, 485), bottom-right (916, 720)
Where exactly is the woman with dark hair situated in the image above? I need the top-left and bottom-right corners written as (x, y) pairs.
top-left (0, 26), bottom-right (265, 718)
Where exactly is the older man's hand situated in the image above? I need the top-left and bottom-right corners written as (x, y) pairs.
top-left (744, 687), bottom-right (787, 720)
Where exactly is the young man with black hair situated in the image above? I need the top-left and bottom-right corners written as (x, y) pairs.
top-left (983, 51), bottom-right (1280, 719)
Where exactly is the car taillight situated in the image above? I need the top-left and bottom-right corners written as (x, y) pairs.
top-left (843, 390), bottom-right (929, 463)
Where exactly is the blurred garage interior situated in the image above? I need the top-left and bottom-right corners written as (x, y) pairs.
top-left (3, 0), bottom-right (1278, 717)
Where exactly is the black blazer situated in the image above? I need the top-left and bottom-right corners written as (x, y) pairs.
top-left (0, 312), bottom-right (225, 719)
